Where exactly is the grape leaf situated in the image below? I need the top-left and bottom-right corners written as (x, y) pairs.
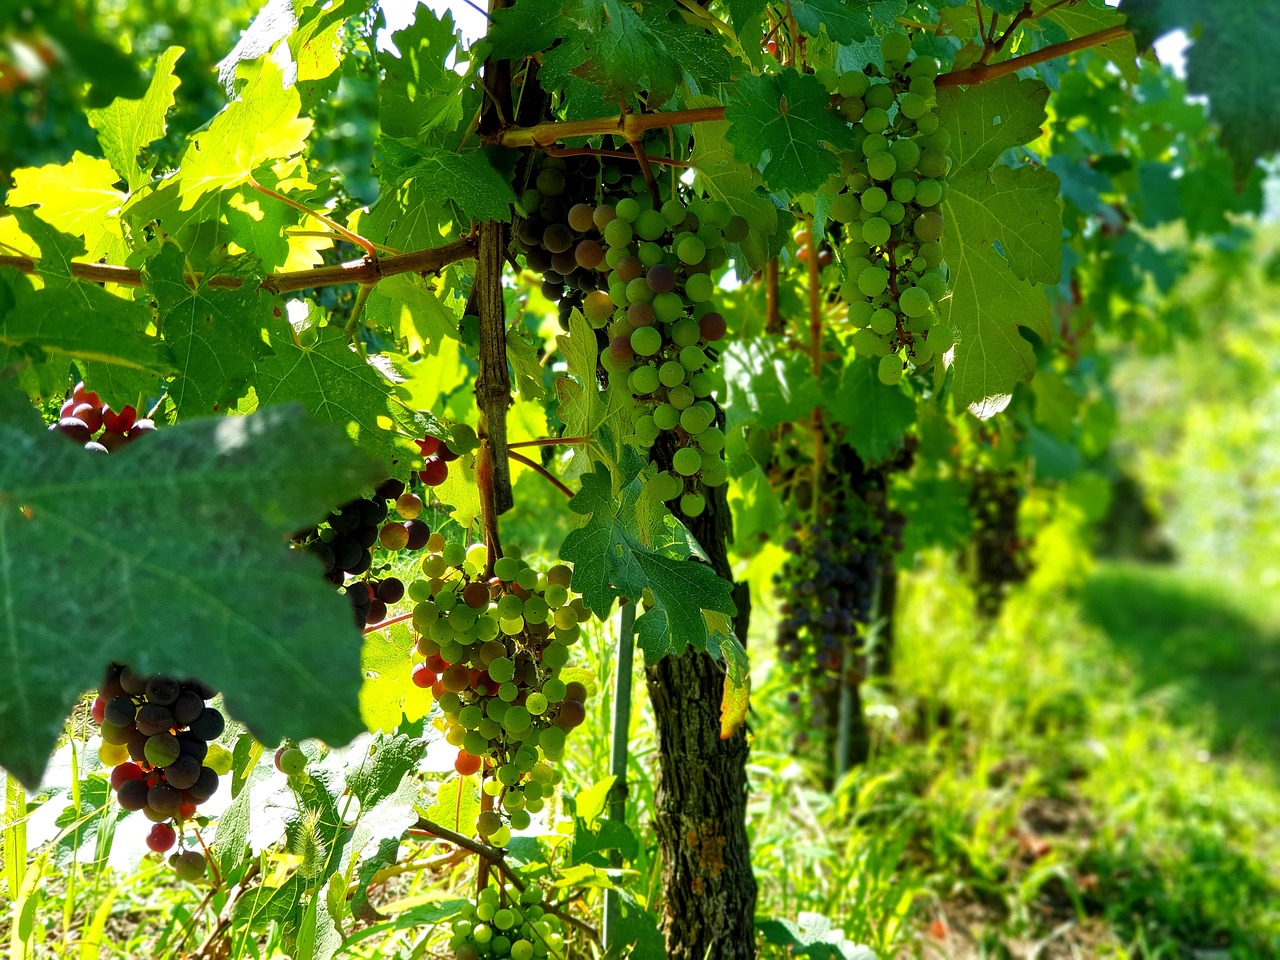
top-left (1036, 0), bottom-right (1139, 84)
top-left (639, 4), bottom-right (734, 92)
top-left (0, 209), bottom-right (171, 376)
top-left (725, 69), bottom-right (856, 195)
top-left (380, 143), bottom-right (516, 225)
top-left (720, 339), bottom-right (823, 432)
top-left (85, 46), bottom-right (184, 191)
top-left (690, 111), bottom-right (787, 272)
top-left (560, 465), bottom-right (736, 662)
top-left (937, 75), bottom-right (1060, 418)
top-left (248, 321), bottom-right (411, 475)
top-left (488, 0), bottom-right (570, 60)
top-left (823, 359), bottom-right (915, 464)
top-left (146, 244), bottom-right (274, 417)
top-left (0, 389), bottom-right (385, 789)
top-left (555, 310), bottom-right (631, 479)
top-left (378, 6), bottom-right (466, 141)
top-left (757, 912), bottom-right (876, 959)
top-left (7, 153), bottom-right (127, 263)
top-left (358, 621), bottom-right (433, 735)
top-left (177, 57), bottom-right (313, 210)
top-left (548, 0), bottom-right (683, 106)
top-left (426, 775), bottom-right (480, 837)
top-left (790, 0), bottom-right (883, 44)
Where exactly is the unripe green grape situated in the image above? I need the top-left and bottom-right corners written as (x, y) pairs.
top-left (488, 656), bottom-right (515, 683)
top-left (881, 31), bottom-right (912, 63)
top-left (673, 447), bottom-right (701, 476)
top-left (846, 298), bottom-right (875, 325)
top-left (919, 270), bottom-right (948, 299)
top-left (865, 82), bottom-right (896, 110)
top-left (839, 97), bottom-right (866, 122)
top-left (638, 241), bottom-right (665, 267)
top-left (899, 91), bottom-right (928, 120)
top-left (914, 210), bottom-right (944, 242)
top-left (915, 111), bottom-right (940, 135)
top-left (603, 218), bottom-right (633, 248)
top-left (838, 70), bottom-right (870, 98)
top-left (653, 403), bottom-right (679, 430)
top-left (661, 199), bottom-right (688, 226)
top-left (680, 492), bottom-right (706, 517)
top-left (870, 307), bottom-right (898, 335)
top-left (911, 336), bottom-right (936, 363)
top-left (668, 384), bottom-right (695, 409)
top-left (915, 179), bottom-right (943, 207)
top-left (680, 404), bottom-right (713, 434)
top-left (829, 193), bottom-right (859, 223)
top-left (862, 217), bottom-right (892, 247)
top-left (503, 705), bottom-right (532, 735)
top-left (677, 236), bottom-right (706, 264)
top-left (490, 825), bottom-right (511, 847)
top-left (910, 76), bottom-right (936, 100)
top-left (904, 310), bottom-right (934, 333)
top-left (890, 138), bottom-right (921, 171)
top-left (878, 354), bottom-right (904, 385)
top-left (700, 455), bottom-right (728, 487)
top-left (658, 360), bottom-right (685, 389)
top-left (630, 327), bottom-right (662, 357)
top-left (862, 107), bottom-right (890, 134)
top-left (860, 187), bottom-right (888, 214)
top-left (553, 606), bottom-right (576, 631)
top-left (852, 327), bottom-right (892, 357)
top-left (909, 55), bottom-right (940, 80)
top-left (890, 177), bottom-right (916, 203)
top-left (861, 133), bottom-right (889, 157)
top-left (918, 241), bottom-right (944, 268)
top-left (867, 152), bottom-right (896, 181)
top-left (680, 345), bottom-right (707, 371)
top-left (615, 197), bottom-right (641, 222)
top-left (685, 272), bottom-right (714, 302)
top-left (689, 372), bottom-right (715, 397)
top-left (918, 149), bottom-right (948, 179)
top-left (523, 595), bottom-right (549, 624)
top-left (698, 426), bottom-right (725, 454)
top-left (845, 255), bottom-right (872, 280)
top-left (626, 277), bottom-right (654, 305)
top-left (539, 725), bottom-right (566, 757)
top-left (815, 66), bottom-right (839, 92)
top-left (635, 208), bottom-right (665, 241)
top-left (647, 291), bottom-right (678, 324)
top-left (671, 317), bottom-right (701, 346)
top-left (899, 286), bottom-right (931, 317)
top-left (881, 201), bottom-right (906, 225)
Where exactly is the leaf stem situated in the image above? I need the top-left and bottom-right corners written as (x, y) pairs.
top-left (362, 611), bottom-right (414, 635)
top-left (506, 436), bottom-right (591, 448)
top-left (248, 176), bottom-right (378, 261)
top-left (507, 449), bottom-right (574, 499)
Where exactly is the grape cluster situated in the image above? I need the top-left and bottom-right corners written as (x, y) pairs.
top-left (49, 380), bottom-right (155, 451)
top-left (967, 467), bottom-right (1031, 616)
top-left (818, 33), bottom-right (952, 385)
top-left (418, 426), bottom-right (478, 489)
top-left (407, 543), bottom-right (588, 843)
top-left (92, 663), bottom-right (229, 877)
top-left (447, 883), bottom-right (565, 960)
top-left (592, 194), bottom-right (744, 516)
top-left (774, 483), bottom-right (904, 748)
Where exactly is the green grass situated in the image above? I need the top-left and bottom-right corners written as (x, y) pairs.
top-left (747, 556), bottom-right (1280, 958)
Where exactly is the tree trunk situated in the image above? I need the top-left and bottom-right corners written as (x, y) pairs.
top-left (644, 476), bottom-right (757, 960)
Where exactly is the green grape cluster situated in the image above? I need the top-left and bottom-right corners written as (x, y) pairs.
top-left (447, 883), bottom-right (565, 960)
top-left (406, 540), bottom-right (590, 844)
top-left (818, 33), bottom-right (953, 385)
top-left (590, 194), bottom-right (743, 517)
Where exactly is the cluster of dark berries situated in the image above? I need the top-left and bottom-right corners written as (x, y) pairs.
top-left (50, 381), bottom-right (155, 451)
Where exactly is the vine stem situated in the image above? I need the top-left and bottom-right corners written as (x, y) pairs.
top-left (602, 601), bottom-right (637, 957)
top-left (543, 144), bottom-right (692, 168)
top-left (507, 435), bottom-right (591, 449)
top-left (0, 237), bottom-right (476, 294)
top-left (806, 218), bottom-right (823, 519)
top-left (489, 26), bottom-right (1131, 149)
top-left (507, 449), bottom-right (574, 499)
top-left (247, 176), bottom-right (378, 260)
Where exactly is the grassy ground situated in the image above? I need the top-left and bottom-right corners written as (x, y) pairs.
top-left (746, 557), bottom-right (1280, 959)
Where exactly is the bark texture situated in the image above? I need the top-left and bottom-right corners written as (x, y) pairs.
top-left (644, 473), bottom-right (757, 960)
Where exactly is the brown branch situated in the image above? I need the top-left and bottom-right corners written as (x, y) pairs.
top-left (508, 449), bottom-right (574, 499)
top-left (411, 818), bottom-right (506, 860)
top-left (543, 145), bottom-right (692, 168)
top-left (938, 26), bottom-right (1131, 86)
top-left (0, 237), bottom-right (476, 294)
top-left (472, 221), bottom-right (514, 529)
top-left (989, 3), bottom-right (1035, 57)
top-left (764, 259), bottom-right (781, 334)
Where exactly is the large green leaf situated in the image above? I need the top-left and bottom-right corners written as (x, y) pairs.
top-left (86, 46), bottom-right (185, 191)
top-left (248, 321), bottom-right (412, 475)
top-left (378, 6), bottom-right (466, 141)
top-left (0, 390), bottom-right (385, 789)
top-left (560, 465), bottom-right (736, 662)
top-left (147, 244), bottom-right (274, 417)
top-left (725, 69), bottom-right (857, 195)
top-left (824, 359), bottom-right (916, 464)
top-left (937, 75), bottom-right (1060, 417)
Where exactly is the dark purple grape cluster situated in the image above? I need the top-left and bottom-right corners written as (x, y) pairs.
top-left (92, 663), bottom-right (225, 876)
top-left (967, 467), bottom-right (1031, 616)
top-left (774, 486), bottom-right (905, 746)
top-left (291, 477), bottom-right (432, 628)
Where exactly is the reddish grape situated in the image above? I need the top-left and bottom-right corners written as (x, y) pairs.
top-left (103, 404), bottom-right (137, 433)
top-left (73, 402), bottom-right (103, 433)
top-left (416, 435), bottom-right (440, 457)
top-left (454, 750), bottom-right (482, 776)
top-left (110, 762), bottom-right (143, 790)
top-left (411, 663), bottom-right (437, 688)
top-left (146, 822), bottom-right (177, 853)
top-left (91, 696), bottom-right (107, 724)
top-left (419, 457), bottom-right (449, 486)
